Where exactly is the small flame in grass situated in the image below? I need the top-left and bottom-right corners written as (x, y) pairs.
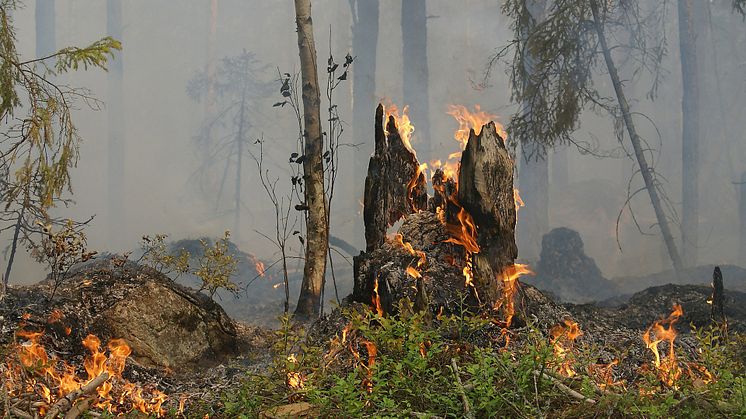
top-left (588, 360), bottom-right (624, 391)
top-left (9, 326), bottom-right (166, 416)
top-left (361, 339), bottom-right (377, 393)
top-left (642, 304), bottom-right (684, 388)
top-left (384, 103), bottom-right (416, 155)
top-left (494, 263), bottom-right (534, 329)
top-left (550, 320), bottom-right (583, 377)
top-left (286, 354), bottom-right (304, 390)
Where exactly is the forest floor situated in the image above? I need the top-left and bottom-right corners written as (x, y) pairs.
top-left (1, 259), bottom-right (745, 418)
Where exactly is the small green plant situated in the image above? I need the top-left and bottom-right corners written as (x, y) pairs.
top-left (140, 231), bottom-right (238, 298)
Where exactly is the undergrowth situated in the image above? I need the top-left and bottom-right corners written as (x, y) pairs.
top-left (188, 303), bottom-right (745, 418)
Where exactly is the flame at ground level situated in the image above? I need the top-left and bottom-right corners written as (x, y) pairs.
top-left (6, 324), bottom-right (166, 416)
top-left (642, 304), bottom-right (684, 388)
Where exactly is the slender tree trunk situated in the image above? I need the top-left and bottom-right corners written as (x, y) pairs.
top-left (590, 0), bottom-right (684, 274)
top-left (107, 0), bottom-right (125, 247)
top-left (401, 0), bottom-right (430, 161)
top-left (205, 0), bottom-right (218, 119)
top-left (678, 0), bottom-right (700, 267)
top-left (293, 0), bottom-right (328, 319)
top-left (517, 0), bottom-right (548, 262)
top-left (233, 92), bottom-right (246, 239)
top-left (350, 0), bottom-right (379, 236)
top-left (738, 172), bottom-right (746, 266)
top-left (35, 0), bottom-right (54, 58)
top-left (1, 208), bottom-right (24, 298)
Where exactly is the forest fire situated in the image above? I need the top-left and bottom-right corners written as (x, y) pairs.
top-left (550, 320), bottom-right (583, 377)
top-left (5, 324), bottom-right (166, 417)
top-left (642, 304), bottom-right (684, 387)
top-left (372, 276), bottom-right (384, 317)
top-left (446, 104), bottom-right (505, 152)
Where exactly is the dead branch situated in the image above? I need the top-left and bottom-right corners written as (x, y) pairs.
top-left (43, 371), bottom-right (109, 419)
top-left (450, 358), bottom-right (475, 419)
top-left (533, 370), bottom-right (596, 404)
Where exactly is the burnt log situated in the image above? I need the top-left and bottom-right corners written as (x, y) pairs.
top-left (363, 104), bottom-right (427, 251)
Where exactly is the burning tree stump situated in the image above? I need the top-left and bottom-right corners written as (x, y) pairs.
top-left (354, 105), bottom-right (522, 319)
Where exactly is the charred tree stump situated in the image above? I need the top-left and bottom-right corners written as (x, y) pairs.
top-left (363, 104), bottom-right (427, 252)
top-left (457, 123), bottom-right (518, 304)
top-left (354, 107), bottom-right (519, 317)
top-left (710, 266), bottom-right (726, 325)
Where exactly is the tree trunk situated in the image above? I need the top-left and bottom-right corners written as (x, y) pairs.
top-left (589, 0), bottom-right (684, 274)
top-left (35, 0), bottom-right (54, 58)
top-left (518, 147), bottom-right (548, 262)
top-left (678, 0), bottom-right (700, 267)
top-left (107, 0), bottom-right (125, 247)
top-left (233, 91), bottom-right (246, 239)
top-left (293, 0), bottom-right (329, 320)
top-left (401, 0), bottom-right (430, 161)
top-left (350, 0), bottom-right (379, 239)
top-left (738, 172), bottom-right (746, 265)
top-left (205, 0), bottom-right (218, 119)
top-left (1, 208), bottom-right (24, 298)
top-left (516, 0), bottom-right (548, 263)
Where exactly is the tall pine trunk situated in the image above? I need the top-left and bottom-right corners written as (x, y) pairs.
top-left (401, 0), bottom-right (430, 161)
top-left (590, 0), bottom-right (684, 274)
top-left (517, 0), bottom-right (548, 262)
top-left (107, 0), bottom-right (125, 246)
top-left (678, 0), bottom-right (700, 267)
top-left (293, 0), bottom-right (328, 319)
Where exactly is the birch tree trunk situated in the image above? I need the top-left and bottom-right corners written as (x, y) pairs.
top-left (589, 0), bottom-right (684, 274)
top-left (107, 0), bottom-right (125, 246)
top-left (293, 0), bottom-right (329, 319)
top-left (678, 0), bottom-right (700, 267)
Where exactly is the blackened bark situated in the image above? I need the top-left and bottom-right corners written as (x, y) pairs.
top-left (710, 266), bottom-right (725, 325)
top-left (458, 124), bottom-right (518, 303)
top-left (363, 104), bottom-right (426, 251)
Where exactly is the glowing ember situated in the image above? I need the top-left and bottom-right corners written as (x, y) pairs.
top-left (550, 319), bottom-right (583, 377)
top-left (7, 325), bottom-right (166, 416)
top-left (393, 234), bottom-right (427, 278)
top-left (494, 263), bottom-right (534, 328)
top-left (642, 304), bottom-right (684, 388)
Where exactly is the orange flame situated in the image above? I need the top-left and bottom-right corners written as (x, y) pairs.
top-left (372, 276), bottom-right (384, 316)
top-left (642, 304), bottom-right (684, 388)
top-left (361, 339), bottom-right (377, 393)
top-left (9, 326), bottom-right (166, 416)
top-left (550, 320), bottom-right (583, 377)
top-left (495, 263), bottom-right (534, 328)
top-left (447, 104), bottom-right (505, 156)
top-left (514, 188), bottom-right (524, 217)
top-left (384, 104), bottom-right (416, 155)
top-left (393, 234), bottom-right (427, 278)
